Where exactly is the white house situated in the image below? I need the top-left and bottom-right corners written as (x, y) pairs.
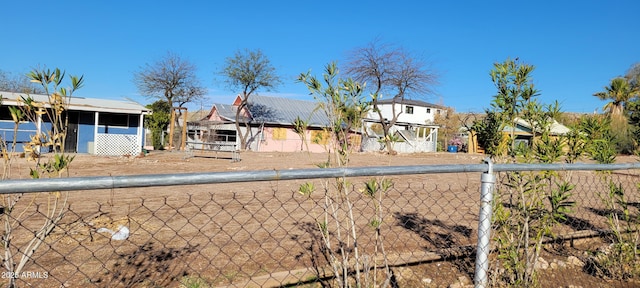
top-left (372, 98), bottom-right (446, 125)
top-left (362, 98), bottom-right (445, 153)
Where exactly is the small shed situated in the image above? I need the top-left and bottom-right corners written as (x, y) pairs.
top-left (0, 91), bottom-right (151, 156)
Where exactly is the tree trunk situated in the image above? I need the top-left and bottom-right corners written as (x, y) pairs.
top-left (235, 98), bottom-right (250, 151)
top-left (373, 101), bottom-right (397, 154)
top-left (234, 117), bottom-right (247, 150)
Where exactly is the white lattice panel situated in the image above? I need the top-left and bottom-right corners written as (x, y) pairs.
top-left (95, 134), bottom-right (141, 156)
top-left (361, 138), bottom-right (436, 153)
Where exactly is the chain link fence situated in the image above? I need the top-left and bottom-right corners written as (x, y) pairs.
top-left (0, 162), bottom-right (639, 287)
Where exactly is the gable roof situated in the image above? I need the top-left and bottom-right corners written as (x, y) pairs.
top-left (512, 117), bottom-right (571, 135)
top-left (206, 95), bottom-right (330, 127)
top-left (249, 95), bottom-right (329, 127)
top-left (0, 91), bottom-right (151, 114)
top-left (211, 103), bottom-right (238, 121)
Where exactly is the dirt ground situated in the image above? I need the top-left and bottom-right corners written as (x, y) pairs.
top-left (68, 149), bottom-right (491, 176)
top-left (2, 150), bottom-right (640, 287)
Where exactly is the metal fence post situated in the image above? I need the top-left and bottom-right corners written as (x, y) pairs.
top-left (474, 157), bottom-right (496, 288)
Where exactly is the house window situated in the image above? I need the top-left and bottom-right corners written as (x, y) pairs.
top-left (272, 128), bottom-right (287, 140)
top-left (426, 108), bottom-right (431, 114)
top-left (0, 106), bottom-right (13, 121)
top-left (213, 130), bottom-right (237, 142)
top-left (99, 113), bottom-right (129, 127)
top-left (0, 106), bottom-right (31, 122)
top-left (405, 106), bottom-right (414, 114)
top-left (311, 130), bottom-right (330, 145)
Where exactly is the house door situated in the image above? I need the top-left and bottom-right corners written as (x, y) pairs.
top-left (64, 112), bottom-right (79, 153)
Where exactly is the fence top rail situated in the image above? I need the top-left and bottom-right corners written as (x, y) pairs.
top-left (1, 162), bottom-right (639, 194)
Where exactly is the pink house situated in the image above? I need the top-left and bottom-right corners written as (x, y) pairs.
top-left (188, 95), bottom-right (359, 153)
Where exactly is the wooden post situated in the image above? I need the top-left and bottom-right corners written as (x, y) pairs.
top-left (168, 109), bottom-right (176, 150)
top-left (181, 109), bottom-right (188, 151)
top-left (169, 107), bottom-right (188, 151)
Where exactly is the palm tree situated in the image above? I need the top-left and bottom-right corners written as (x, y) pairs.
top-left (594, 77), bottom-right (640, 154)
top-left (594, 77), bottom-right (635, 118)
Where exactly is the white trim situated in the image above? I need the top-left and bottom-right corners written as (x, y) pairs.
top-left (0, 127), bottom-right (38, 133)
top-left (0, 119), bottom-right (29, 124)
top-left (36, 109), bottom-right (42, 154)
top-left (0, 91), bottom-right (151, 115)
top-left (94, 111), bottom-right (99, 154)
top-left (137, 113), bottom-right (144, 152)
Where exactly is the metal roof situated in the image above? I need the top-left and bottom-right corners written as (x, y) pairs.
top-left (214, 103), bottom-right (239, 121)
top-left (249, 95), bottom-right (329, 127)
top-left (0, 91), bottom-right (151, 114)
top-left (512, 117), bottom-right (571, 135)
top-left (207, 95), bottom-right (330, 127)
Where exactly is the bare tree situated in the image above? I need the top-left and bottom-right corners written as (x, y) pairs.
top-left (626, 62), bottom-right (640, 88)
top-left (133, 51), bottom-right (206, 109)
top-left (220, 49), bottom-right (281, 150)
top-left (0, 69), bottom-right (45, 94)
top-left (345, 39), bottom-right (439, 154)
top-left (133, 52), bottom-right (205, 148)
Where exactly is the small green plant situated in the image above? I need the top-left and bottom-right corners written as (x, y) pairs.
top-left (588, 179), bottom-right (640, 279)
top-left (293, 116), bottom-right (310, 152)
top-left (577, 115), bottom-right (618, 163)
top-left (297, 63), bottom-right (395, 287)
top-left (222, 271), bottom-right (238, 282)
top-left (145, 100), bottom-right (171, 150)
top-left (493, 172), bottom-right (577, 287)
top-left (590, 139), bottom-right (617, 164)
top-left (360, 178), bottom-right (393, 287)
top-left (180, 275), bottom-right (211, 288)
top-left (315, 161), bottom-right (330, 169)
top-left (1, 67), bottom-right (83, 288)
top-left (377, 133), bottom-right (401, 151)
top-left (298, 182), bottom-right (315, 197)
top-left (547, 181), bottom-right (576, 223)
top-left (589, 242), bottom-right (639, 280)
top-left (471, 110), bottom-right (504, 158)
top-left (562, 129), bottom-right (586, 164)
top-left (534, 133), bottom-right (564, 164)
top-left (487, 58), bottom-right (578, 287)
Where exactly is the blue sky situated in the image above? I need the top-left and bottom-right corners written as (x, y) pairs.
top-left (2, 1), bottom-right (638, 113)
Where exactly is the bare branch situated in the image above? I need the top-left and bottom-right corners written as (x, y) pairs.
top-left (0, 69), bottom-right (46, 94)
top-left (345, 39), bottom-right (439, 100)
top-left (345, 39), bottom-right (440, 154)
top-left (133, 51), bottom-right (205, 108)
